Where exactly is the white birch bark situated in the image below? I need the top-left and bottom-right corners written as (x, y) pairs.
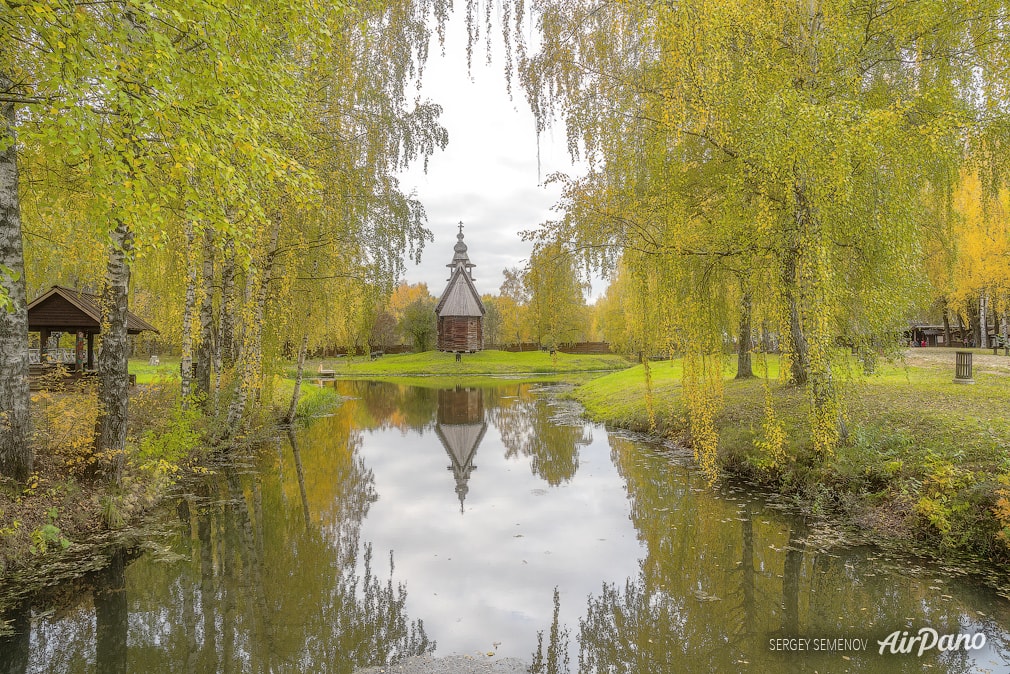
top-left (979, 292), bottom-right (989, 349)
top-left (195, 225), bottom-right (215, 397)
top-left (223, 224), bottom-right (279, 440)
top-left (180, 221), bottom-right (197, 405)
top-left (95, 219), bottom-right (134, 485)
top-left (220, 236), bottom-right (236, 368)
top-left (0, 74), bottom-right (32, 481)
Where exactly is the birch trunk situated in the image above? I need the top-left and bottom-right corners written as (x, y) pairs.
top-left (220, 236), bottom-right (237, 368)
top-left (212, 236), bottom-right (233, 414)
top-left (223, 225), bottom-right (278, 440)
top-left (0, 77), bottom-right (31, 481)
top-left (781, 245), bottom-right (809, 385)
top-left (284, 332), bottom-right (309, 425)
top-left (195, 226), bottom-right (215, 397)
top-left (248, 223), bottom-right (280, 412)
top-left (180, 222), bottom-right (197, 405)
top-left (95, 220), bottom-right (134, 484)
top-left (795, 176), bottom-right (841, 449)
top-left (979, 292), bottom-right (989, 349)
top-left (942, 299), bottom-right (951, 347)
top-left (222, 272), bottom-right (254, 441)
top-left (735, 287), bottom-right (754, 379)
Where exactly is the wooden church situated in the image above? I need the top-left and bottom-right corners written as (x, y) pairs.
top-left (435, 223), bottom-right (485, 352)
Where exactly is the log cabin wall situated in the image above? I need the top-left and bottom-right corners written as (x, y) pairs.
top-left (437, 316), bottom-right (483, 352)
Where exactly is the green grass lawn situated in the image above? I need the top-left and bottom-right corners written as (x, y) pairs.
top-left (297, 349), bottom-right (632, 377)
top-left (130, 356), bottom-right (182, 385)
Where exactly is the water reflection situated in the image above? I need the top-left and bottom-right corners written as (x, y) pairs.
top-left (353, 381), bottom-right (438, 434)
top-left (487, 385), bottom-right (591, 486)
top-left (93, 549), bottom-right (127, 674)
top-left (0, 598), bottom-right (29, 674)
top-left (565, 434), bottom-right (1010, 673)
top-left (9, 408), bottom-right (434, 673)
top-left (434, 387), bottom-right (487, 512)
top-left (3, 382), bottom-right (1009, 673)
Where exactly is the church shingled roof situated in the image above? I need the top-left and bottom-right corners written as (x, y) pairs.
top-left (435, 225), bottom-right (484, 318)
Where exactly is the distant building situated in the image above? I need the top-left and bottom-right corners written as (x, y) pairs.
top-left (435, 223), bottom-right (484, 352)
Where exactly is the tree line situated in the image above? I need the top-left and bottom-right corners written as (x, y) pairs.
top-left (6, 0), bottom-right (1010, 486)
top-left (507, 0), bottom-right (1010, 464)
top-left (0, 0), bottom-right (456, 483)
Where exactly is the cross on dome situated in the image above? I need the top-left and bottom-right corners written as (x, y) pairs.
top-left (447, 221), bottom-right (476, 280)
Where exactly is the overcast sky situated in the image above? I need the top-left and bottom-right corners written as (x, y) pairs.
top-left (396, 14), bottom-right (601, 301)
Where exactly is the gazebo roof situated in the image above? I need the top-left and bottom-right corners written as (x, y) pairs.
top-left (27, 285), bottom-right (159, 335)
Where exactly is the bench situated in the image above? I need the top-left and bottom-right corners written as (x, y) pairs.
top-left (316, 363), bottom-right (336, 379)
top-left (370, 351), bottom-right (383, 360)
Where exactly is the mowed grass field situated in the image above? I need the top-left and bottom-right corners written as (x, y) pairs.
top-left (300, 349), bottom-right (632, 377)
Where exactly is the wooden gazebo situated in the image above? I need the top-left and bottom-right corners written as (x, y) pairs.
top-left (27, 285), bottom-right (159, 371)
top-left (435, 223), bottom-right (485, 353)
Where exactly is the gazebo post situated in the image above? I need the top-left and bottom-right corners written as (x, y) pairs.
top-left (39, 328), bottom-right (50, 363)
top-left (87, 333), bottom-right (95, 371)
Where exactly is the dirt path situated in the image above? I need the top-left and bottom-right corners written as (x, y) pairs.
top-left (902, 347), bottom-right (1010, 376)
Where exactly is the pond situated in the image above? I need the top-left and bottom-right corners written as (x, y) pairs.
top-left (1, 380), bottom-right (1009, 673)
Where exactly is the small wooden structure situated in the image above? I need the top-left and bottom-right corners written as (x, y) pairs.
top-left (435, 223), bottom-right (485, 353)
top-left (27, 285), bottom-right (159, 372)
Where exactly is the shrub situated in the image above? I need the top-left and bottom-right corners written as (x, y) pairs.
top-left (31, 379), bottom-right (100, 478)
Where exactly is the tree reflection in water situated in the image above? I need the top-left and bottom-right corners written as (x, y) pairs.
top-left (530, 588), bottom-right (570, 674)
top-left (487, 385), bottom-right (590, 486)
top-left (6, 383), bottom-right (1010, 672)
top-left (349, 380), bottom-right (438, 433)
top-left (93, 548), bottom-right (128, 674)
top-left (0, 597), bottom-right (30, 674)
top-left (14, 408), bottom-right (433, 673)
top-left (527, 434), bottom-right (1003, 674)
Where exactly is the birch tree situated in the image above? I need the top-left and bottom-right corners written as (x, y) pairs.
top-left (518, 0), bottom-right (1008, 463)
top-left (0, 71), bottom-right (30, 480)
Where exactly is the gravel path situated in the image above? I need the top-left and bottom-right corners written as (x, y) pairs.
top-left (354, 655), bottom-right (530, 674)
top-left (903, 347), bottom-right (1010, 376)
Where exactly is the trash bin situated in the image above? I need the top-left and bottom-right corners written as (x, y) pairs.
top-left (953, 351), bottom-right (974, 384)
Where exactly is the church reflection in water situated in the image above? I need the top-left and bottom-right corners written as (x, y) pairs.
top-left (434, 386), bottom-right (487, 513)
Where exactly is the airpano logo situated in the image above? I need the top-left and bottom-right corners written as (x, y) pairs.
top-left (877, 628), bottom-right (987, 656)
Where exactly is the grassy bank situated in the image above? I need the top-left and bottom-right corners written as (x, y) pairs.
top-left (297, 349), bottom-right (632, 377)
top-left (574, 349), bottom-right (1010, 563)
top-left (0, 362), bottom-right (339, 582)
